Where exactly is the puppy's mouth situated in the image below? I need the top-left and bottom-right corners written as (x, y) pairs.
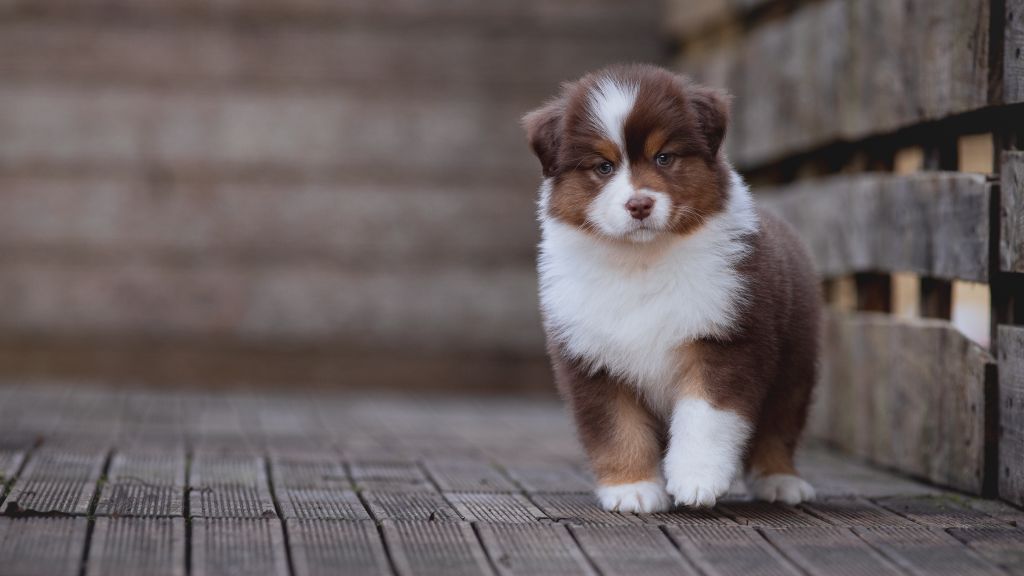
top-left (621, 220), bottom-right (663, 243)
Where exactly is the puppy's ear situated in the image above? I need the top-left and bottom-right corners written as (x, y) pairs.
top-left (522, 98), bottom-right (565, 178)
top-left (689, 85), bottom-right (731, 159)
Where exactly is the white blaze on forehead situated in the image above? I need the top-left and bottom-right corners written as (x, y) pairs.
top-left (588, 77), bottom-right (639, 149)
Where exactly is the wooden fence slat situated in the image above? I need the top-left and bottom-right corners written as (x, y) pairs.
top-left (1001, 152), bottom-right (1024, 273)
top-left (813, 313), bottom-right (992, 493)
top-left (665, 525), bottom-right (802, 576)
top-left (381, 520), bottom-right (494, 576)
top-left (0, 449), bottom-right (106, 515)
top-left (85, 518), bottom-right (186, 576)
top-left (1006, 0), bottom-right (1024, 104)
top-left (0, 517), bottom-right (89, 576)
top-left (476, 523), bottom-right (595, 576)
top-left (679, 0), bottom-right (991, 169)
top-left (855, 527), bottom-right (1005, 576)
top-left (570, 524), bottom-right (698, 576)
top-left (762, 172), bottom-right (991, 282)
top-left (286, 520), bottom-right (391, 576)
top-left (760, 527), bottom-right (904, 576)
top-left (96, 449), bottom-right (186, 517)
top-left (191, 519), bottom-right (290, 576)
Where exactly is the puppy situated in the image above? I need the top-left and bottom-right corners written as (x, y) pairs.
top-left (523, 64), bottom-right (820, 512)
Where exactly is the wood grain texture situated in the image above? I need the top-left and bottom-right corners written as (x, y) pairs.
top-left (876, 496), bottom-right (1009, 529)
top-left (444, 493), bottom-right (549, 524)
top-left (665, 525), bottom-right (801, 576)
top-left (476, 523), bottom-right (595, 576)
top-left (191, 519), bottom-right (290, 576)
top-left (381, 520), bottom-right (494, 576)
top-left (423, 459), bottom-right (518, 493)
top-left (188, 455), bottom-right (277, 519)
top-left (1006, 0), bottom-right (1024, 104)
top-left (569, 524), bottom-right (698, 576)
top-left (998, 325), bottom-right (1024, 506)
top-left (0, 517), bottom-right (89, 576)
top-left (855, 527), bottom-right (1005, 576)
top-left (85, 518), bottom-right (186, 576)
top-left (812, 312), bottom-right (993, 493)
top-left (1000, 152), bottom-right (1024, 273)
top-left (1, 449), bottom-right (106, 515)
top-left (760, 527), bottom-right (903, 576)
top-left (286, 520), bottom-right (391, 576)
top-left (948, 527), bottom-right (1024, 575)
top-left (96, 449), bottom-right (186, 517)
top-left (678, 0), bottom-right (992, 169)
top-left (762, 172), bottom-right (991, 282)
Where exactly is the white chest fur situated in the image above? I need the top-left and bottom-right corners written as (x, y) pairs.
top-left (537, 174), bottom-right (759, 411)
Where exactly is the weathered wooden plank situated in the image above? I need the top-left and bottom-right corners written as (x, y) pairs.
top-left (875, 496), bottom-right (1008, 529)
top-left (999, 325), bottom-right (1024, 506)
top-left (570, 524), bottom-right (698, 576)
top-left (1, 449), bottom-right (106, 515)
top-left (276, 489), bottom-right (370, 521)
top-left (527, 493), bottom-right (642, 526)
top-left (191, 519), bottom-right (290, 576)
top-left (445, 493), bottom-right (549, 524)
top-left (269, 457), bottom-right (349, 490)
top-left (95, 449), bottom-right (186, 517)
top-left (0, 261), bottom-right (542, 354)
top-left (286, 520), bottom-right (391, 576)
top-left (812, 313), bottom-right (992, 493)
top-left (855, 527), bottom-right (1004, 575)
top-left (796, 446), bottom-right (943, 498)
top-left (0, 517), bottom-right (89, 576)
top-left (760, 527), bottom-right (904, 576)
top-left (665, 525), bottom-right (802, 576)
top-left (948, 527), bottom-right (1024, 575)
top-left (1001, 152), bottom-right (1024, 273)
top-left (381, 520), bottom-right (494, 576)
top-left (503, 463), bottom-right (592, 494)
top-left (665, 0), bottom-right (773, 36)
top-left (800, 498), bottom-right (917, 528)
top-left (349, 460), bottom-right (435, 492)
top-left (0, 22), bottom-right (655, 95)
top-left (85, 518), bottom-right (186, 576)
top-left (680, 0), bottom-right (991, 168)
top-left (476, 523), bottom-right (595, 576)
top-left (0, 449), bottom-right (25, 483)
top-left (637, 506), bottom-right (735, 527)
top-left (361, 490), bottom-right (460, 522)
top-left (762, 172), bottom-right (991, 281)
top-left (188, 454), bottom-right (277, 518)
top-left (0, 175), bottom-right (539, 267)
top-left (1006, 0), bottom-right (1024, 104)
top-left (718, 502), bottom-right (829, 528)
top-left (0, 0), bottom-right (658, 32)
top-left (423, 459), bottom-right (518, 493)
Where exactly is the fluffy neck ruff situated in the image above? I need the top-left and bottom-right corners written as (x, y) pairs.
top-left (536, 169), bottom-right (759, 406)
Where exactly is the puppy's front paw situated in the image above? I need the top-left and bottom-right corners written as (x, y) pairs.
top-left (749, 474), bottom-right (815, 505)
top-left (595, 480), bottom-right (671, 513)
top-left (664, 468), bottom-right (732, 508)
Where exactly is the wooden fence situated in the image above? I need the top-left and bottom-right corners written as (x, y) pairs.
top-left (670, 0), bottom-right (1024, 505)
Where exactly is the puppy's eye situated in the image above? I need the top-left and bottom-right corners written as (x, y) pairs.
top-left (595, 161), bottom-right (615, 176)
top-left (655, 153), bottom-right (674, 167)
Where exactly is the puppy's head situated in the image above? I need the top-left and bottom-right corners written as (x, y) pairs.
top-left (524, 64), bottom-right (731, 243)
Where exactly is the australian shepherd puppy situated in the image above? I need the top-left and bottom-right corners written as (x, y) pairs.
top-left (523, 64), bottom-right (820, 512)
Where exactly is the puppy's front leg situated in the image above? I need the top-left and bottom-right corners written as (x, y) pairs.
top-left (553, 355), bottom-right (670, 513)
top-left (663, 351), bottom-right (756, 508)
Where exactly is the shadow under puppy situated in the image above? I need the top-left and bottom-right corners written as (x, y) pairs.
top-left (523, 64), bottom-right (821, 512)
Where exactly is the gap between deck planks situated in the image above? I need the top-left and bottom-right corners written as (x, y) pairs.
top-left (0, 383), bottom-right (1022, 576)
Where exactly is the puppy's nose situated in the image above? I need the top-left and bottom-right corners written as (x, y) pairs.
top-left (625, 195), bottom-right (654, 220)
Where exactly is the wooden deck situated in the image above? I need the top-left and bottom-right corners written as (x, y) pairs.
top-left (0, 383), bottom-right (1022, 576)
